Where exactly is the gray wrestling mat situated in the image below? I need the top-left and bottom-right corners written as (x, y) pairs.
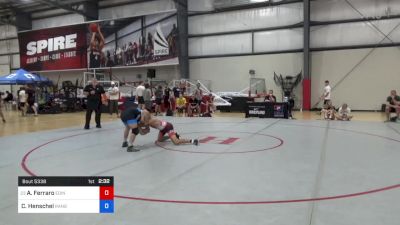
top-left (1, 117), bottom-right (399, 225)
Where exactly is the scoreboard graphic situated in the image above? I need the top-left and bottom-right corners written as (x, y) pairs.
top-left (18, 176), bottom-right (114, 213)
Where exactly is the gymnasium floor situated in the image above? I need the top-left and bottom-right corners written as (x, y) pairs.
top-left (0, 111), bottom-right (399, 225)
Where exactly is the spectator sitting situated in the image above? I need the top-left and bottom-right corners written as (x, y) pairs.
top-left (188, 95), bottom-right (199, 117)
top-left (385, 90), bottom-right (400, 122)
top-left (175, 93), bottom-right (187, 117)
top-left (321, 100), bottom-right (335, 120)
top-left (336, 103), bottom-right (353, 121)
top-left (264, 90), bottom-right (276, 102)
top-left (201, 94), bottom-right (215, 117)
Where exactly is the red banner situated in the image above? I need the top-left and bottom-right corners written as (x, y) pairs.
top-left (18, 24), bottom-right (87, 71)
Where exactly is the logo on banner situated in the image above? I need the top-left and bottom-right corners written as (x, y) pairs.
top-left (18, 24), bottom-right (87, 71)
top-left (249, 108), bottom-right (265, 115)
top-left (248, 106), bottom-right (266, 115)
top-left (153, 24), bottom-right (169, 56)
top-left (273, 105), bottom-right (285, 117)
top-left (26, 34), bottom-right (77, 55)
top-left (6, 73), bottom-right (35, 79)
top-left (6, 74), bottom-right (17, 79)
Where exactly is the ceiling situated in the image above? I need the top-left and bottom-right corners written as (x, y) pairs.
top-left (0, 0), bottom-right (303, 28)
top-left (0, 0), bottom-right (153, 23)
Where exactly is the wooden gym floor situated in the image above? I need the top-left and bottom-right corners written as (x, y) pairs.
top-left (0, 110), bottom-right (388, 137)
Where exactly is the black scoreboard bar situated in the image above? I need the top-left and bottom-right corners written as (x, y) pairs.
top-left (18, 176), bottom-right (113, 186)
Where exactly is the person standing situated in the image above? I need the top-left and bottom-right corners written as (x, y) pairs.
top-left (120, 106), bottom-right (143, 152)
top-left (172, 83), bottom-right (181, 113)
top-left (163, 85), bottom-right (172, 113)
top-left (84, 78), bottom-right (105, 129)
top-left (26, 85), bottom-right (38, 116)
top-left (136, 82), bottom-right (145, 109)
top-left (0, 92), bottom-right (5, 122)
top-left (321, 80), bottom-right (331, 105)
top-left (143, 83), bottom-right (152, 111)
top-left (154, 85), bottom-right (163, 116)
top-left (18, 87), bottom-right (27, 116)
top-left (193, 83), bottom-right (202, 114)
top-left (133, 42), bottom-right (138, 63)
top-left (179, 80), bottom-right (186, 95)
top-left (108, 81), bottom-right (120, 117)
top-left (4, 91), bottom-right (13, 111)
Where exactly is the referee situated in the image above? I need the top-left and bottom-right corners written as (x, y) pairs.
top-left (84, 78), bottom-right (105, 129)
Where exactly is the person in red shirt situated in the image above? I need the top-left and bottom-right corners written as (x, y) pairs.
top-left (141, 109), bottom-right (198, 145)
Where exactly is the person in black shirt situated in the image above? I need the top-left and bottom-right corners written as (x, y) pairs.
top-left (106, 50), bottom-right (114, 67)
top-left (120, 106), bottom-right (143, 152)
top-left (163, 86), bottom-right (171, 110)
top-left (172, 83), bottom-right (180, 113)
top-left (172, 83), bottom-right (181, 98)
top-left (188, 95), bottom-right (198, 117)
top-left (154, 86), bottom-right (163, 116)
top-left (26, 85), bottom-right (38, 116)
top-left (83, 78), bottom-right (105, 129)
top-left (385, 90), bottom-right (400, 122)
top-left (264, 90), bottom-right (276, 102)
top-left (3, 91), bottom-right (13, 111)
top-left (4, 91), bottom-right (13, 102)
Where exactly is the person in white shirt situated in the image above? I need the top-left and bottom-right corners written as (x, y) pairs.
top-left (336, 103), bottom-right (353, 121)
top-left (18, 87), bottom-right (27, 116)
top-left (321, 100), bottom-right (335, 120)
top-left (143, 83), bottom-right (152, 111)
top-left (108, 81), bottom-right (120, 117)
top-left (136, 83), bottom-right (145, 109)
top-left (321, 80), bottom-right (331, 105)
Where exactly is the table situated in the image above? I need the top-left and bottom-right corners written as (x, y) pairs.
top-left (245, 102), bottom-right (289, 119)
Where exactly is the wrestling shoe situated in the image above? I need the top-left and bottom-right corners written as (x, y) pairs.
top-left (127, 146), bottom-right (140, 152)
top-left (193, 139), bottom-right (199, 146)
top-left (122, 141), bottom-right (128, 147)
